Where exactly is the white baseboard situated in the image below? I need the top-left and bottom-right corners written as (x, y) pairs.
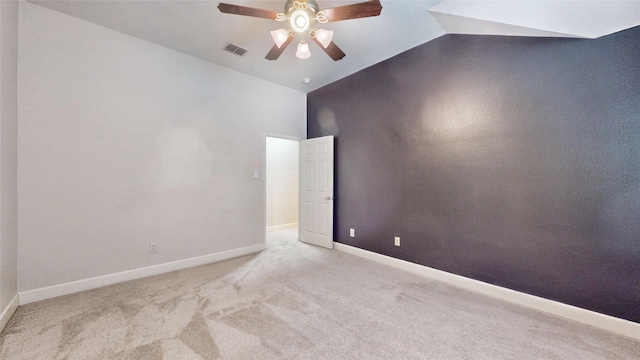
top-left (19, 244), bottom-right (265, 305)
top-left (266, 223), bottom-right (298, 232)
top-left (334, 242), bottom-right (640, 341)
top-left (0, 294), bottom-right (19, 334)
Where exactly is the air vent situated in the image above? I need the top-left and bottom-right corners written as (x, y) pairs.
top-left (223, 43), bottom-right (247, 56)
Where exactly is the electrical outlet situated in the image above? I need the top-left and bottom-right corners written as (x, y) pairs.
top-left (350, 228), bottom-right (355, 237)
top-left (394, 237), bottom-right (400, 246)
top-left (149, 242), bottom-right (158, 253)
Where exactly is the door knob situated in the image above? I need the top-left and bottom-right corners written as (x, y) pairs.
top-left (327, 195), bottom-right (334, 200)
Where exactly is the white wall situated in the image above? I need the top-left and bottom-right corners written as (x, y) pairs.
top-left (17, 2), bottom-right (306, 293)
top-left (0, 0), bottom-right (19, 320)
top-left (266, 137), bottom-right (299, 230)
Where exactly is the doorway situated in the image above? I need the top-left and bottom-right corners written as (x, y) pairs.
top-left (265, 136), bottom-right (299, 237)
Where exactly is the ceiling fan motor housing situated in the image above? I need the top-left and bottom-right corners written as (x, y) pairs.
top-left (285, 0), bottom-right (319, 14)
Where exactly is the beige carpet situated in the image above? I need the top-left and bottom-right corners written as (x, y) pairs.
top-left (1, 228), bottom-right (638, 359)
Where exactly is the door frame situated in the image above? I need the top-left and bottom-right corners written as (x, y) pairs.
top-left (263, 133), bottom-right (301, 248)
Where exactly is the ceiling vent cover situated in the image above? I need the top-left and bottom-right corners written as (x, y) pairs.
top-left (224, 43), bottom-right (248, 56)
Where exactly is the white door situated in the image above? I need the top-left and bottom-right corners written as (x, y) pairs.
top-left (299, 136), bottom-right (334, 249)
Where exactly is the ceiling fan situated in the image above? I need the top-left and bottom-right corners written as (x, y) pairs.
top-left (218, 0), bottom-right (383, 61)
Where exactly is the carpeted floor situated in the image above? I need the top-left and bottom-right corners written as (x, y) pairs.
top-left (1, 228), bottom-right (638, 359)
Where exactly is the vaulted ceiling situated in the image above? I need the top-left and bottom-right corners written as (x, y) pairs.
top-left (29, 1), bottom-right (640, 92)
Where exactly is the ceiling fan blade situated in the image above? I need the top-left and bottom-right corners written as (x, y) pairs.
top-left (218, 3), bottom-right (279, 20)
top-left (312, 37), bottom-right (345, 61)
top-left (311, 38), bottom-right (346, 61)
top-left (265, 36), bottom-right (294, 60)
top-left (321, 0), bottom-right (382, 22)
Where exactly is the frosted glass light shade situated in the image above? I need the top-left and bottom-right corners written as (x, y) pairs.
top-left (270, 29), bottom-right (289, 48)
top-left (296, 40), bottom-right (311, 59)
top-left (314, 29), bottom-right (333, 48)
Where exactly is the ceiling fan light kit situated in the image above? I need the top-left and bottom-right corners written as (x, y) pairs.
top-left (270, 29), bottom-right (291, 48)
top-left (310, 28), bottom-right (333, 48)
top-left (218, 0), bottom-right (382, 61)
top-left (290, 8), bottom-right (311, 32)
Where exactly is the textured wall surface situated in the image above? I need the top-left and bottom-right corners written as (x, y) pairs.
top-left (308, 27), bottom-right (640, 322)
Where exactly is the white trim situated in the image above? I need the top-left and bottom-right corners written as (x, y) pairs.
top-left (334, 242), bottom-right (640, 340)
top-left (19, 244), bottom-right (265, 305)
top-left (267, 222), bottom-right (299, 232)
top-left (0, 294), bottom-right (19, 334)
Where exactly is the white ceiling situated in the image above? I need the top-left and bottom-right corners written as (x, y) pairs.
top-left (29, 0), bottom-right (640, 93)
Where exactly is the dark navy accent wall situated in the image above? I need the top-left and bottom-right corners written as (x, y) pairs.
top-left (307, 27), bottom-right (640, 322)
